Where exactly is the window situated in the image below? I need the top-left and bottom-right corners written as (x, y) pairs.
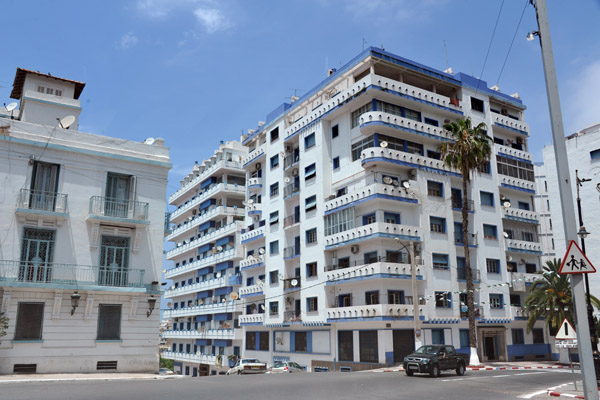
top-left (29, 161), bottom-right (60, 211)
top-left (478, 161), bottom-right (491, 174)
top-left (518, 201), bottom-right (530, 210)
top-left (332, 157), bottom-right (340, 170)
top-left (304, 132), bottom-right (316, 149)
top-left (459, 329), bottom-right (469, 348)
top-left (37, 85), bottom-right (45, 93)
top-left (430, 216), bottom-right (446, 233)
top-left (105, 172), bottom-right (134, 217)
top-left (305, 163), bottom-right (316, 180)
top-left (259, 331), bottom-right (269, 350)
top-left (471, 97), bottom-right (484, 113)
top-left (427, 150), bottom-right (441, 160)
top-left (525, 263), bottom-right (537, 273)
top-left (324, 208), bottom-right (354, 236)
top-left (270, 127), bottom-right (279, 142)
top-left (365, 291), bottom-right (379, 305)
top-left (269, 270), bottom-right (279, 284)
top-left (383, 212), bottom-right (400, 224)
top-left (351, 136), bottom-right (374, 161)
top-left (486, 259), bottom-right (500, 273)
top-left (338, 257), bottom-right (350, 269)
top-left (362, 213), bottom-right (376, 225)
top-left (351, 104), bottom-right (371, 128)
top-left (489, 294), bottom-right (503, 309)
top-left (435, 292), bottom-right (451, 308)
top-left (432, 253), bottom-right (449, 269)
top-left (427, 180), bottom-right (443, 197)
top-left (480, 191), bottom-right (494, 207)
top-left (431, 329), bottom-right (445, 344)
top-left (388, 290), bottom-right (404, 304)
top-left (338, 331), bottom-right (353, 361)
top-left (306, 297), bottom-right (318, 312)
top-left (20, 228), bottom-right (55, 281)
top-left (404, 108), bottom-right (421, 121)
top-left (99, 235), bottom-right (130, 286)
top-left (496, 155), bottom-right (534, 182)
top-left (246, 276), bottom-right (254, 286)
top-left (269, 211), bottom-right (279, 225)
top-left (359, 331), bottom-right (378, 362)
top-left (338, 293), bottom-right (352, 307)
top-left (97, 304), bottom-right (122, 340)
top-left (46, 87), bottom-right (54, 95)
top-left (246, 332), bottom-right (256, 350)
top-left (483, 224), bottom-right (497, 240)
top-left (532, 328), bottom-right (544, 344)
top-left (364, 251), bottom-right (378, 264)
top-left (424, 117), bottom-right (439, 127)
top-left (306, 262), bottom-right (317, 277)
top-left (331, 124), bottom-right (339, 138)
top-left (295, 332), bottom-right (307, 352)
top-left (270, 182), bottom-right (279, 197)
top-left (510, 294), bottom-right (521, 307)
top-left (511, 329), bottom-right (524, 345)
top-left (269, 240), bottom-right (279, 255)
top-left (14, 302), bottom-right (44, 340)
top-left (305, 195), bottom-right (317, 212)
top-left (306, 228), bottom-right (317, 244)
top-left (269, 301), bottom-right (279, 316)
top-left (590, 149), bottom-right (600, 160)
top-left (270, 154), bottom-right (279, 169)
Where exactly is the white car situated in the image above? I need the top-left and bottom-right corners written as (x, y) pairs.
top-left (226, 358), bottom-right (267, 375)
top-left (268, 361), bottom-right (305, 373)
top-left (159, 368), bottom-right (174, 375)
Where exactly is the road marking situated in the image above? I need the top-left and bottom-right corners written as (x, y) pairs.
top-left (518, 382), bottom-right (571, 399)
top-left (441, 371), bottom-right (550, 382)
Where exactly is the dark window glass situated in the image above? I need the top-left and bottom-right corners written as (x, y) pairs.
top-left (532, 328), bottom-right (544, 344)
top-left (14, 302), bottom-right (44, 340)
top-left (359, 331), bottom-right (378, 362)
top-left (295, 332), bottom-right (307, 352)
top-left (339, 331), bottom-right (353, 361)
top-left (259, 331), bottom-right (269, 350)
top-left (97, 304), bottom-right (122, 340)
top-left (471, 97), bottom-right (484, 113)
top-left (246, 331), bottom-right (256, 350)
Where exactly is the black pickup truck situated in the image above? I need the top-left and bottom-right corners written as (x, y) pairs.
top-left (403, 345), bottom-right (469, 377)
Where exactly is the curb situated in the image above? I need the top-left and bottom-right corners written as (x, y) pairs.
top-left (466, 365), bottom-right (569, 371)
top-left (546, 391), bottom-right (584, 399)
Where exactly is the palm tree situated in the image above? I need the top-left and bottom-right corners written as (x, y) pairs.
top-left (524, 258), bottom-right (600, 334)
top-left (439, 117), bottom-right (491, 366)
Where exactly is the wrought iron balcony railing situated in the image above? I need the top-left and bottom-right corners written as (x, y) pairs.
top-left (89, 196), bottom-right (149, 221)
top-left (17, 188), bottom-right (68, 213)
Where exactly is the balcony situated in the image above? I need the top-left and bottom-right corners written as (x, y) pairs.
top-left (242, 144), bottom-right (266, 167)
top-left (170, 183), bottom-right (245, 222)
top-left (161, 328), bottom-right (238, 340)
top-left (162, 300), bottom-right (242, 318)
top-left (240, 225), bottom-right (265, 244)
top-left (326, 303), bottom-right (425, 321)
top-left (161, 351), bottom-right (217, 366)
top-left (169, 160), bottom-right (243, 204)
top-left (451, 198), bottom-right (474, 211)
top-left (283, 277), bottom-right (301, 290)
top-left (165, 248), bottom-right (237, 279)
top-left (498, 175), bottom-right (535, 194)
top-left (505, 238), bottom-right (542, 255)
top-left (326, 261), bottom-right (422, 284)
top-left (283, 181), bottom-right (300, 198)
top-left (508, 305), bottom-right (528, 320)
top-left (283, 310), bottom-right (302, 323)
top-left (283, 214), bottom-right (300, 228)
top-left (454, 233), bottom-right (478, 247)
top-left (163, 276), bottom-right (227, 298)
top-left (491, 111), bottom-right (529, 136)
top-left (0, 260), bottom-right (147, 291)
top-left (166, 222), bottom-right (240, 259)
top-left (247, 177), bottom-right (262, 191)
top-left (283, 246), bottom-right (300, 260)
top-left (360, 147), bottom-right (460, 178)
top-left (457, 268), bottom-right (481, 282)
top-left (283, 153), bottom-right (300, 170)
top-left (15, 189), bottom-right (68, 224)
top-left (239, 283), bottom-right (264, 297)
top-left (246, 203), bottom-right (262, 215)
top-left (359, 111), bottom-right (453, 143)
top-left (502, 207), bottom-right (539, 224)
top-left (494, 143), bottom-right (533, 163)
top-left (87, 196), bottom-right (149, 226)
top-left (239, 313), bottom-right (264, 325)
top-left (167, 206), bottom-right (245, 241)
top-left (240, 255), bottom-right (264, 271)
top-left (324, 182), bottom-right (418, 215)
top-left (324, 221), bottom-right (420, 249)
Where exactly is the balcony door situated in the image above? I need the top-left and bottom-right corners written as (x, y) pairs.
top-left (19, 228), bottom-right (55, 282)
top-left (105, 173), bottom-right (134, 218)
top-left (30, 161), bottom-right (59, 211)
top-left (99, 235), bottom-right (130, 286)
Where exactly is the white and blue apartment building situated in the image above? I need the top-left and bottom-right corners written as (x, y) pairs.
top-left (237, 48), bottom-right (551, 371)
top-left (0, 69), bottom-right (170, 373)
top-left (161, 141), bottom-right (247, 376)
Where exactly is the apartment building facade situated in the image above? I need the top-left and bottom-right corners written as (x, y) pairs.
top-left (0, 69), bottom-right (170, 373)
top-left (161, 141), bottom-right (247, 376)
top-left (533, 163), bottom-right (556, 264)
top-left (238, 48), bottom-right (550, 371)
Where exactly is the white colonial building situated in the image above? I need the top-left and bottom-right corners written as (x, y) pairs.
top-left (0, 68), bottom-right (170, 374)
top-left (161, 141), bottom-right (247, 376)
top-left (541, 123), bottom-right (600, 296)
top-left (238, 48), bottom-right (550, 371)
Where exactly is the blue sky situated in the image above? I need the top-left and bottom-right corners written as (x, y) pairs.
top-left (2, 0), bottom-right (600, 205)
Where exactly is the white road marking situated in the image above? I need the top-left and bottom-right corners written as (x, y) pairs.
top-left (518, 381), bottom-right (571, 399)
top-left (441, 371), bottom-right (549, 382)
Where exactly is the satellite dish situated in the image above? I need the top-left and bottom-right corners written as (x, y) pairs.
top-left (383, 177), bottom-right (393, 185)
top-left (284, 177), bottom-right (291, 183)
top-left (198, 299), bottom-right (203, 305)
top-left (259, 248), bottom-right (265, 255)
top-left (4, 102), bottom-right (17, 112)
top-left (196, 351), bottom-right (201, 356)
top-left (380, 141), bottom-right (388, 148)
top-left (503, 201), bottom-right (511, 208)
top-left (221, 298), bottom-right (227, 303)
top-left (58, 115), bottom-right (76, 129)
top-left (230, 292), bottom-right (239, 300)
top-left (216, 272), bottom-right (222, 278)
top-left (248, 199), bottom-right (254, 204)
top-left (259, 304), bottom-right (265, 310)
top-left (167, 302), bottom-right (172, 307)
top-left (291, 279), bottom-right (298, 287)
top-left (217, 246), bottom-right (223, 252)
top-left (508, 256), bottom-right (513, 262)
top-left (242, 201), bottom-right (247, 206)
top-left (247, 255), bottom-right (255, 261)
top-left (402, 181), bottom-right (411, 189)
top-left (503, 232), bottom-right (509, 238)
top-left (144, 137), bottom-right (155, 145)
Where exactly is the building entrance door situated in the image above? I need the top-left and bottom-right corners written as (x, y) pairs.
top-left (484, 336), bottom-right (497, 360)
top-left (392, 330), bottom-right (415, 363)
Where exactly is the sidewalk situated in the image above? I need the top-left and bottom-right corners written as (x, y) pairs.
top-left (366, 360), bottom-right (578, 373)
top-left (0, 372), bottom-right (184, 384)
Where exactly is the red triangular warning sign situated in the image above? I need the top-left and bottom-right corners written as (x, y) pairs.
top-left (558, 240), bottom-right (596, 275)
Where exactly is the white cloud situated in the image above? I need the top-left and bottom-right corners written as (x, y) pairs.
top-left (118, 32), bottom-right (139, 49)
top-left (135, 0), bottom-right (194, 18)
top-left (193, 7), bottom-right (231, 33)
top-left (317, 0), bottom-right (447, 21)
top-left (565, 59), bottom-right (600, 133)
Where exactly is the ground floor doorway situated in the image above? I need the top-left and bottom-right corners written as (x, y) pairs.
top-left (393, 329), bottom-right (415, 363)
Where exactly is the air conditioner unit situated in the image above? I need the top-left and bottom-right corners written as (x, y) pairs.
top-left (292, 169), bottom-right (299, 176)
top-left (408, 169), bottom-right (417, 179)
top-left (351, 245), bottom-right (360, 254)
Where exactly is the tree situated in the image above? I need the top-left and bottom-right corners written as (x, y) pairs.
top-left (524, 258), bottom-right (600, 334)
top-left (159, 357), bottom-right (174, 370)
top-left (0, 312), bottom-right (8, 344)
top-left (439, 117), bottom-right (491, 366)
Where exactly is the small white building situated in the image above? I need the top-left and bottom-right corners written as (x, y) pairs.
top-left (161, 142), bottom-right (247, 376)
top-left (542, 123), bottom-right (600, 296)
top-left (0, 68), bottom-right (171, 374)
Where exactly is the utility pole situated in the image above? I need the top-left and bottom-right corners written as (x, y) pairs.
top-left (410, 241), bottom-right (422, 348)
top-left (533, 1), bottom-right (598, 398)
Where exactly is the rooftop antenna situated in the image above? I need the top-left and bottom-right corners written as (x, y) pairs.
top-left (362, 38), bottom-right (368, 51)
top-left (57, 115), bottom-right (75, 129)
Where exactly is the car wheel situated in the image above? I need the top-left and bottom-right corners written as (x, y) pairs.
top-left (429, 364), bottom-right (440, 378)
top-left (405, 369), bottom-right (414, 376)
top-left (456, 363), bottom-right (465, 376)
top-left (237, 370), bottom-right (241, 375)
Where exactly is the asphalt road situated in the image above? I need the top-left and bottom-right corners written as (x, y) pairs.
top-left (0, 369), bottom-right (580, 400)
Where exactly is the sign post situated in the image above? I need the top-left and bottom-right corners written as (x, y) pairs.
top-left (556, 319), bottom-right (580, 391)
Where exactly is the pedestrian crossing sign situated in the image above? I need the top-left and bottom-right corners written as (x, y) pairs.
top-left (555, 318), bottom-right (577, 340)
top-left (558, 240), bottom-right (596, 275)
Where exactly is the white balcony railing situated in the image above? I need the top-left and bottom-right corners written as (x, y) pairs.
top-left (240, 314), bottom-right (264, 325)
top-left (498, 175), bottom-right (535, 193)
top-left (167, 206), bottom-right (244, 240)
top-left (505, 239), bottom-right (542, 253)
top-left (240, 225), bottom-right (265, 243)
top-left (165, 248), bottom-right (237, 279)
top-left (326, 303), bottom-right (425, 320)
top-left (240, 255), bottom-right (264, 269)
top-left (161, 351), bottom-right (217, 366)
top-left (360, 147), bottom-right (459, 175)
top-left (324, 221), bottom-right (420, 248)
top-left (359, 111), bottom-right (453, 141)
top-left (242, 144), bottom-right (266, 166)
top-left (169, 160), bottom-right (242, 204)
top-left (491, 111), bottom-right (529, 134)
top-left (161, 329), bottom-right (237, 340)
top-left (166, 222), bottom-right (241, 259)
top-left (324, 182), bottom-right (417, 213)
top-left (247, 177), bottom-right (263, 187)
top-left (162, 300), bottom-right (242, 318)
top-left (239, 283), bottom-right (264, 297)
top-left (246, 203), bottom-right (262, 215)
top-left (170, 183), bottom-right (245, 222)
top-left (164, 276), bottom-right (227, 298)
top-left (326, 261), bottom-right (419, 283)
top-left (503, 207), bottom-right (539, 223)
top-left (494, 144), bottom-right (533, 163)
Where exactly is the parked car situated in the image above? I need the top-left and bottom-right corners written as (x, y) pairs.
top-left (159, 368), bottom-right (174, 375)
top-left (403, 345), bottom-right (468, 377)
top-left (268, 361), bottom-right (305, 373)
top-left (226, 358), bottom-right (267, 375)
